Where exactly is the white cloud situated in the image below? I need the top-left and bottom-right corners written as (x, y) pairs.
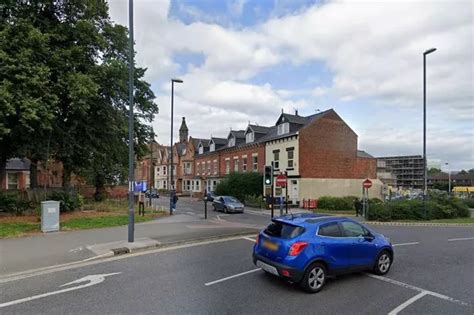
top-left (108, 0), bottom-right (473, 169)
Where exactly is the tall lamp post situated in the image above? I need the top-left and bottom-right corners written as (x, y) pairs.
top-left (423, 47), bottom-right (436, 219)
top-left (445, 162), bottom-right (451, 195)
top-left (127, 0), bottom-right (135, 243)
top-left (169, 78), bottom-right (183, 215)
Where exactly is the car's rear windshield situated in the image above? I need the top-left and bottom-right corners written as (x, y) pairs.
top-left (264, 221), bottom-right (305, 239)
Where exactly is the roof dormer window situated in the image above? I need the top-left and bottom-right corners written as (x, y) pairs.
top-left (210, 142), bottom-right (215, 152)
top-left (198, 144), bottom-right (203, 154)
top-left (246, 132), bottom-right (254, 143)
top-left (228, 136), bottom-right (235, 147)
top-left (277, 122), bottom-right (289, 135)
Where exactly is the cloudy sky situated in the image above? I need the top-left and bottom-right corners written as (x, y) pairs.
top-left (108, 0), bottom-right (473, 171)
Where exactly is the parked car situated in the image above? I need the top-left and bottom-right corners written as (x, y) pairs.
top-left (212, 196), bottom-right (245, 213)
top-left (205, 191), bottom-right (217, 202)
top-left (252, 214), bottom-right (393, 293)
top-left (145, 188), bottom-right (159, 199)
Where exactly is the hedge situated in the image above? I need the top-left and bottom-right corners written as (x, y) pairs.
top-left (368, 197), bottom-right (470, 221)
top-left (317, 196), bottom-right (358, 211)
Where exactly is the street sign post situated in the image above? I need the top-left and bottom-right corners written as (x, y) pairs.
top-left (362, 178), bottom-right (372, 219)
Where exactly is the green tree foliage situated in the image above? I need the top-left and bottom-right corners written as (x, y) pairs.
top-left (214, 172), bottom-right (263, 202)
top-left (427, 167), bottom-right (442, 175)
top-left (0, 1), bottom-right (158, 194)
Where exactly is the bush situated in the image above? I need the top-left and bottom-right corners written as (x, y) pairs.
top-left (243, 195), bottom-right (266, 208)
top-left (48, 190), bottom-right (84, 212)
top-left (215, 172), bottom-right (263, 202)
top-left (460, 198), bottom-right (474, 208)
top-left (368, 195), bottom-right (469, 221)
top-left (317, 196), bottom-right (356, 211)
top-left (0, 191), bottom-right (31, 216)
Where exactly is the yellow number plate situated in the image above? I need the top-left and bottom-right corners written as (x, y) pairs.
top-left (262, 240), bottom-right (279, 251)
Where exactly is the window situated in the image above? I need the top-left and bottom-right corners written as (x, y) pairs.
top-left (225, 160), bottom-right (230, 174)
top-left (185, 180), bottom-right (191, 191)
top-left (273, 150), bottom-right (280, 169)
top-left (198, 145), bottom-right (203, 154)
top-left (234, 158), bottom-right (239, 172)
top-left (163, 166), bottom-right (167, 175)
top-left (341, 221), bottom-right (369, 237)
top-left (318, 222), bottom-right (343, 237)
top-left (228, 137), bottom-right (235, 147)
top-left (210, 143), bottom-right (215, 152)
top-left (252, 155), bottom-right (258, 171)
top-left (277, 122), bottom-right (289, 135)
top-left (156, 167), bottom-right (161, 176)
top-left (246, 132), bottom-right (254, 143)
top-left (7, 173), bottom-right (18, 190)
top-left (264, 221), bottom-right (305, 239)
top-left (213, 160), bottom-right (218, 175)
top-left (184, 162), bottom-right (192, 175)
top-left (207, 161), bottom-right (211, 174)
top-left (242, 157), bottom-right (247, 172)
top-left (287, 149), bottom-right (294, 168)
top-left (195, 180), bottom-right (200, 192)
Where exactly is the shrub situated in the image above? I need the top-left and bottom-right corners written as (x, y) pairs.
top-left (48, 190), bottom-right (84, 212)
top-left (243, 195), bottom-right (266, 208)
top-left (368, 196), bottom-right (469, 221)
top-left (461, 198), bottom-right (474, 208)
top-left (0, 191), bottom-right (31, 216)
top-left (317, 196), bottom-right (355, 211)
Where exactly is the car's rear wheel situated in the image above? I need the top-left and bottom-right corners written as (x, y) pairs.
top-left (300, 262), bottom-right (326, 293)
top-left (373, 250), bottom-right (392, 275)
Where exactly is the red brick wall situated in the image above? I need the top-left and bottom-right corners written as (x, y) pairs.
top-left (195, 152), bottom-right (220, 178)
top-left (219, 144), bottom-right (265, 175)
top-left (299, 110), bottom-right (374, 179)
top-left (78, 185), bottom-right (129, 199)
top-left (354, 157), bottom-right (377, 178)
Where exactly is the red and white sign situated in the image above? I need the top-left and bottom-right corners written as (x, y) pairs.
top-left (363, 178), bottom-right (372, 189)
top-left (276, 174), bottom-right (287, 187)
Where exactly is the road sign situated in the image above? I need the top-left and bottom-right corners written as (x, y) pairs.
top-left (363, 178), bottom-right (372, 189)
top-left (276, 174), bottom-right (287, 187)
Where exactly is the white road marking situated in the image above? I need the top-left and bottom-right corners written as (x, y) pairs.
top-left (447, 237), bottom-right (474, 242)
top-left (388, 291), bottom-right (428, 315)
top-left (365, 274), bottom-right (469, 306)
top-left (205, 269), bottom-right (260, 286)
top-left (0, 273), bottom-right (121, 308)
top-left (68, 246), bottom-right (84, 253)
top-left (242, 237), bottom-right (256, 242)
top-left (392, 242), bottom-right (419, 247)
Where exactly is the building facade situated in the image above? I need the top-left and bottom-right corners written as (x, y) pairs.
top-left (376, 155), bottom-right (424, 189)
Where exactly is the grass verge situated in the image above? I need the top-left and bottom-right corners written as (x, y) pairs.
top-left (0, 212), bottom-right (165, 238)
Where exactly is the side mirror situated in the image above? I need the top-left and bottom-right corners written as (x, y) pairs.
top-left (364, 234), bottom-right (375, 241)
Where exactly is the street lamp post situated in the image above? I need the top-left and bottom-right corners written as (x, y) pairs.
top-left (169, 78), bottom-right (183, 215)
top-left (127, 0), bottom-right (135, 243)
top-left (445, 162), bottom-right (451, 195)
top-left (423, 47), bottom-right (436, 219)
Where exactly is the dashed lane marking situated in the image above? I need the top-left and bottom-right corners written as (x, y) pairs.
top-left (392, 242), bottom-right (419, 247)
top-left (205, 269), bottom-right (260, 286)
top-left (242, 237), bottom-right (256, 242)
top-left (447, 237), bottom-right (474, 242)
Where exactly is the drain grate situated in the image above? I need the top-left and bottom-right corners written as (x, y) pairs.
top-left (112, 247), bottom-right (130, 255)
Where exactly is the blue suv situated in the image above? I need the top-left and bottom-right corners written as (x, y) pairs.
top-left (252, 214), bottom-right (393, 293)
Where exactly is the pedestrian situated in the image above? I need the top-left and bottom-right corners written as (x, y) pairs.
top-left (354, 199), bottom-right (362, 217)
top-left (138, 191), bottom-right (145, 216)
top-left (172, 193), bottom-right (179, 213)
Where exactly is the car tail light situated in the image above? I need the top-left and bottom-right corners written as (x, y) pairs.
top-left (288, 241), bottom-right (308, 256)
top-left (281, 269), bottom-right (291, 277)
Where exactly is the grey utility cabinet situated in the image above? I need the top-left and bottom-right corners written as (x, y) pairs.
top-left (41, 200), bottom-right (60, 232)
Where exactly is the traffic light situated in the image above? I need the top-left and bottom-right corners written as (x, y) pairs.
top-left (264, 165), bottom-right (273, 186)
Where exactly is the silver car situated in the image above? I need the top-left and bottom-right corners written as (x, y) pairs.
top-left (212, 196), bottom-right (244, 213)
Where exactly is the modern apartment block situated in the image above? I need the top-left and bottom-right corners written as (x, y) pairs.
top-left (376, 155), bottom-right (424, 188)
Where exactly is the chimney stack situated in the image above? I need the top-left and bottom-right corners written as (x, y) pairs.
top-left (295, 109), bottom-right (298, 116)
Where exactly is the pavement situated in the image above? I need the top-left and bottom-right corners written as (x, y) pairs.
top-left (0, 223), bottom-right (473, 314)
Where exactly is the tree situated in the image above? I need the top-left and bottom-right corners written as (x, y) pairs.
top-left (215, 172), bottom-right (263, 202)
top-left (428, 168), bottom-right (442, 175)
top-left (1, 1), bottom-right (158, 194)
